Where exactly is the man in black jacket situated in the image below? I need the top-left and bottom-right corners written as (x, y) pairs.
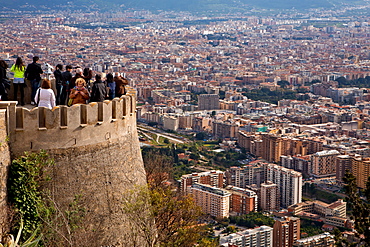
top-left (25, 56), bottom-right (43, 105)
top-left (90, 74), bottom-right (107, 102)
top-left (60, 65), bottom-right (73, 105)
top-left (54, 64), bottom-right (63, 105)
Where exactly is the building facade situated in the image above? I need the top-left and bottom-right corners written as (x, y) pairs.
top-left (225, 185), bottom-right (258, 214)
top-left (311, 150), bottom-right (340, 177)
top-left (260, 181), bottom-right (279, 212)
top-left (273, 217), bottom-right (300, 247)
top-left (293, 233), bottom-right (335, 247)
top-left (263, 163), bottom-right (303, 208)
top-left (220, 226), bottom-right (273, 247)
top-left (181, 170), bottom-right (224, 194)
top-left (198, 94), bottom-right (220, 110)
top-left (191, 183), bottom-right (231, 218)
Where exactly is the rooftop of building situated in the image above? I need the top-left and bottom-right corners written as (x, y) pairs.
top-left (192, 183), bottom-right (231, 196)
top-left (296, 232), bottom-right (334, 243)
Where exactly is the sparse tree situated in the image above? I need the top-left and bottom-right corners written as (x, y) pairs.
top-left (342, 171), bottom-right (370, 246)
top-left (122, 185), bottom-right (210, 247)
top-left (142, 149), bottom-right (173, 189)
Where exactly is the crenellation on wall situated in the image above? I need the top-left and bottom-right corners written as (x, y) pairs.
top-left (100, 100), bottom-right (113, 123)
top-left (0, 90), bottom-right (135, 157)
top-left (15, 107), bottom-right (23, 129)
top-left (121, 95), bottom-right (131, 117)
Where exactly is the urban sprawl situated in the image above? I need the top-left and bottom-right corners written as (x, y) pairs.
top-left (2, 9), bottom-right (370, 247)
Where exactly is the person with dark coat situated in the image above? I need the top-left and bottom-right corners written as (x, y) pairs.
top-left (114, 73), bottom-right (128, 97)
top-left (70, 68), bottom-right (84, 90)
top-left (60, 65), bottom-right (73, 105)
top-left (83, 67), bottom-right (93, 91)
top-left (90, 74), bottom-right (107, 102)
top-left (0, 60), bottom-right (9, 101)
top-left (54, 64), bottom-right (63, 105)
top-left (25, 56), bottom-right (43, 105)
top-left (106, 73), bottom-right (115, 100)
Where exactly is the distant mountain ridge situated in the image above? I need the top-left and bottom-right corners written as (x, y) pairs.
top-left (1, 0), bottom-right (368, 12)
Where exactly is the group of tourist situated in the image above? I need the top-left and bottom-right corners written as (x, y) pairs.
top-left (0, 56), bottom-right (129, 109)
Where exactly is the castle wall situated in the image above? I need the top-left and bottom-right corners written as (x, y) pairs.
top-left (0, 88), bottom-right (152, 246)
top-left (0, 108), bottom-right (11, 236)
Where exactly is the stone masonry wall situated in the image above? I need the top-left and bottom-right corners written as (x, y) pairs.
top-left (0, 88), bottom-right (152, 246)
top-left (0, 109), bottom-right (11, 236)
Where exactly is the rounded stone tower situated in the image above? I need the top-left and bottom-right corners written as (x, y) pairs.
top-left (0, 88), bottom-right (152, 246)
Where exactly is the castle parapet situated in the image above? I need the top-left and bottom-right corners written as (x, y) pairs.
top-left (1, 88), bottom-right (137, 157)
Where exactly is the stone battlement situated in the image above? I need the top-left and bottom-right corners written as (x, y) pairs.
top-left (0, 86), bottom-right (152, 246)
top-left (0, 87), bottom-right (137, 157)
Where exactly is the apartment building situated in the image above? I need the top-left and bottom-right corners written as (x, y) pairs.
top-left (288, 199), bottom-right (346, 218)
top-left (288, 199), bottom-right (347, 228)
top-left (163, 115), bottom-right (179, 131)
top-left (263, 163), bottom-right (303, 208)
top-left (352, 156), bottom-right (370, 189)
top-left (212, 120), bottom-right (240, 139)
top-left (226, 164), bottom-right (264, 188)
top-left (178, 114), bottom-right (193, 129)
top-left (293, 233), bottom-right (335, 247)
top-left (281, 155), bottom-right (311, 177)
top-left (260, 181), bottom-right (279, 212)
top-left (261, 134), bottom-right (283, 163)
top-left (198, 94), bottom-right (220, 110)
top-left (191, 183), bottom-right (231, 218)
top-left (225, 185), bottom-right (258, 215)
top-left (181, 170), bottom-right (224, 194)
top-left (220, 225), bottom-right (273, 247)
top-left (273, 217), bottom-right (300, 247)
top-left (311, 150), bottom-right (340, 177)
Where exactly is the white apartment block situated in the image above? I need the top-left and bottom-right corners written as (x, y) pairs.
top-left (220, 225), bottom-right (273, 247)
top-left (263, 163), bottom-right (302, 208)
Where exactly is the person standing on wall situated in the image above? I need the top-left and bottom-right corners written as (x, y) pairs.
top-left (0, 60), bottom-right (10, 101)
top-left (114, 72), bottom-right (128, 97)
top-left (34, 79), bottom-right (56, 109)
top-left (90, 74), bottom-right (107, 102)
top-left (70, 68), bottom-right (84, 91)
top-left (25, 56), bottom-right (43, 105)
top-left (69, 78), bottom-right (90, 105)
top-left (106, 73), bottom-right (116, 100)
top-left (60, 65), bottom-right (72, 105)
top-left (54, 64), bottom-right (63, 105)
top-left (83, 67), bottom-right (93, 91)
top-left (10, 57), bottom-right (26, 105)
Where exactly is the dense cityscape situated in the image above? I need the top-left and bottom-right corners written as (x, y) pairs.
top-left (2, 4), bottom-right (370, 247)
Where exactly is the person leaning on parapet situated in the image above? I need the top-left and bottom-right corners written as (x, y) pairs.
top-left (10, 57), bottom-right (26, 105)
top-left (90, 74), bottom-right (107, 103)
top-left (69, 78), bottom-right (89, 105)
top-left (54, 64), bottom-right (63, 105)
top-left (25, 56), bottom-right (43, 105)
top-left (34, 79), bottom-right (56, 109)
top-left (60, 65), bottom-right (72, 105)
top-left (114, 72), bottom-right (128, 97)
top-left (0, 60), bottom-right (10, 101)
